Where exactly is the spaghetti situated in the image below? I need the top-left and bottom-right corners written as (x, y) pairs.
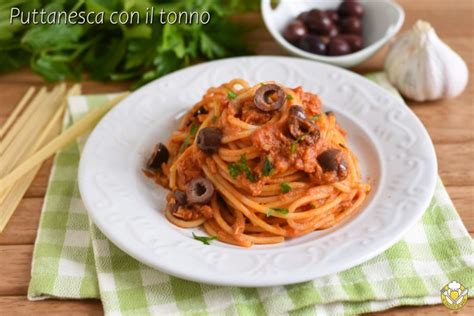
top-left (144, 79), bottom-right (370, 247)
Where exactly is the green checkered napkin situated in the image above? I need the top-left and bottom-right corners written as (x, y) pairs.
top-left (28, 74), bottom-right (474, 315)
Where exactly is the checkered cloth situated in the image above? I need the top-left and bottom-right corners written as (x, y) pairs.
top-left (28, 75), bottom-right (474, 315)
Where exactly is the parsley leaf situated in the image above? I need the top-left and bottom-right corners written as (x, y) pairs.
top-left (227, 91), bottom-right (237, 100)
top-left (228, 163), bottom-right (241, 179)
top-left (286, 94), bottom-right (293, 101)
top-left (280, 182), bottom-right (292, 193)
top-left (192, 233), bottom-right (217, 245)
top-left (180, 122), bottom-right (200, 153)
top-left (311, 115), bottom-right (321, 122)
top-left (262, 156), bottom-right (274, 177)
top-left (228, 155), bottom-right (256, 182)
top-left (266, 207), bottom-right (289, 217)
top-left (0, 1), bottom-right (257, 87)
top-left (290, 133), bottom-right (308, 154)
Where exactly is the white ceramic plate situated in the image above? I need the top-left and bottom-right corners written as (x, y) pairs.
top-left (78, 56), bottom-right (437, 287)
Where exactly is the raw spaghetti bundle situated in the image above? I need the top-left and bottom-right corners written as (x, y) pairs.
top-left (144, 79), bottom-right (370, 247)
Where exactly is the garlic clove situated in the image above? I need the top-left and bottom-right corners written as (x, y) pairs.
top-left (384, 20), bottom-right (468, 102)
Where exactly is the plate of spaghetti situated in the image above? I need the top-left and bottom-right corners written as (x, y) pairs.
top-left (79, 56), bottom-right (437, 286)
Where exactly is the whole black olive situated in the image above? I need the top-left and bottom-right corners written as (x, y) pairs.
top-left (288, 105), bottom-right (320, 141)
top-left (327, 37), bottom-right (351, 56)
top-left (254, 84), bottom-right (286, 112)
top-left (186, 177), bottom-right (215, 204)
top-left (338, 0), bottom-right (364, 18)
top-left (305, 10), bottom-right (334, 35)
top-left (283, 20), bottom-right (308, 45)
top-left (328, 25), bottom-right (339, 37)
top-left (298, 34), bottom-right (327, 55)
top-left (297, 11), bottom-right (309, 22)
top-left (317, 149), bottom-right (349, 181)
top-left (196, 127), bottom-right (222, 155)
top-left (325, 9), bottom-right (339, 23)
top-left (340, 17), bottom-right (362, 35)
top-left (336, 34), bottom-right (363, 52)
top-left (146, 143), bottom-right (169, 171)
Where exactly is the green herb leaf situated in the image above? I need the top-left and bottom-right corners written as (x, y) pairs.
top-left (290, 133), bottom-right (308, 154)
top-left (311, 115), bottom-right (321, 122)
top-left (180, 122), bottom-right (200, 152)
top-left (267, 207), bottom-right (289, 217)
top-left (192, 233), bottom-right (217, 245)
top-left (189, 122), bottom-right (199, 137)
top-left (262, 156), bottom-right (274, 177)
top-left (228, 163), bottom-right (241, 179)
top-left (0, 1), bottom-right (257, 86)
top-left (280, 182), bottom-right (292, 193)
top-left (227, 91), bottom-right (237, 100)
top-left (227, 155), bottom-right (256, 182)
top-left (286, 94), bottom-right (293, 101)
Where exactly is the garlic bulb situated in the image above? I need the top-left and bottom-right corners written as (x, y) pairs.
top-left (384, 20), bottom-right (468, 102)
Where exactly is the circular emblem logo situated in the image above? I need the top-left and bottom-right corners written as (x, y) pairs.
top-left (441, 280), bottom-right (468, 310)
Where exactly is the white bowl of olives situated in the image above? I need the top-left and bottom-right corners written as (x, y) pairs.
top-left (261, 0), bottom-right (405, 68)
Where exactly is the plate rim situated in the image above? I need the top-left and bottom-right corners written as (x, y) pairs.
top-left (78, 56), bottom-right (438, 287)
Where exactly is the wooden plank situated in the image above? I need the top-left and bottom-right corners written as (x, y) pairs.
top-left (0, 199), bottom-right (43, 245)
top-left (436, 143), bottom-right (474, 186)
top-left (0, 245), bottom-right (33, 296)
top-left (0, 296), bottom-right (103, 315)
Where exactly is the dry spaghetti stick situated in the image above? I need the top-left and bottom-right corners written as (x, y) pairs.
top-left (0, 93), bottom-right (129, 192)
top-left (0, 87), bottom-right (36, 139)
top-left (0, 87), bottom-right (48, 154)
top-left (0, 85), bottom-right (82, 231)
top-left (1, 84), bottom-right (66, 176)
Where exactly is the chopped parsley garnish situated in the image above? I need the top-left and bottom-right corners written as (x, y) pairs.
top-left (212, 115), bottom-right (218, 124)
top-left (228, 155), bottom-right (256, 182)
top-left (192, 233), bottom-right (217, 245)
top-left (262, 156), bottom-right (274, 177)
top-left (227, 91), bottom-right (237, 100)
top-left (228, 163), bottom-right (241, 179)
top-left (266, 207), bottom-right (289, 217)
top-left (311, 114), bottom-right (321, 122)
top-left (290, 133), bottom-right (308, 154)
top-left (189, 122), bottom-right (199, 137)
top-left (286, 94), bottom-right (293, 101)
top-left (280, 182), bottom-right (292, 193)
top-left (180, 122), bottom-right (200, 152)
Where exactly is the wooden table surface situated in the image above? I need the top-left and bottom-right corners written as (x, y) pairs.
top-left (0, 0), bottom-right (472, 314)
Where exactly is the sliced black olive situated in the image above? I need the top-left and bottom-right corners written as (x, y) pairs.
top-left (196, 127), bottom-right (222, 155)
top-left (173, 190), bottom-right (187, 205)
top-left (288, 105), bottom-right (320, 141)
top-left (317, 149), bottom-right (348, 181)
top-left (186, 177), bottom-right (214, 204)
top-left (254, 84), bottom-right (286, 112)
top-left (193, 106), bottom-right (208, 117)
top-left (146, 143), bottom-right (169, 171)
